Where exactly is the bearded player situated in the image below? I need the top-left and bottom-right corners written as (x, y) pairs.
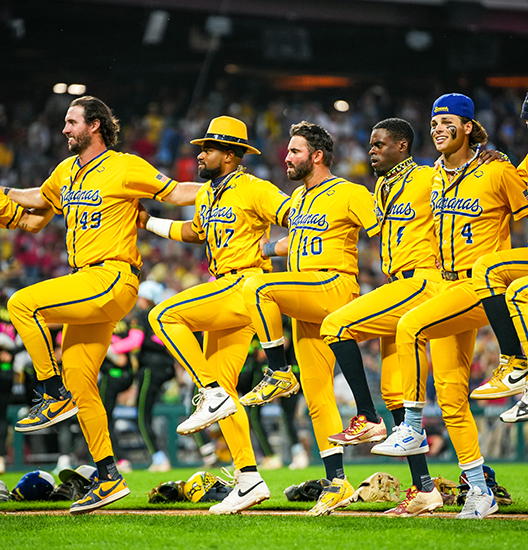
top-left (371, 93), bottom-right (528, 520)
top-left (1, 96), bottom-right (200, 514)
top-left (240, 121), bottom-right (379, 516)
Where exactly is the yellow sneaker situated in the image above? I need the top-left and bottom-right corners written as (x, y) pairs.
top-left (70, 475), bottom-right (130, 514)
top-left (240, 366), bottom-right (300, 406)
top-left (470, 355), bottom-right (528, 399)
top-left (15, 391), bottom-right (78, 433)
top-left (384, 486), bottom-right (443, 517)
top-left (308, 477), bottom-right (354, 516)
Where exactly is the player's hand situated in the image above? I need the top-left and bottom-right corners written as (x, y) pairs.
top-left (137, 202), bottom-right (150, 229)
top-left (260, 234), bottom-right (270, 258)
top-left (478, 149), bottom-right (509, 165)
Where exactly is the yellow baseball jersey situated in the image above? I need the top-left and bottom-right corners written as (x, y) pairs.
top-left (191, 169), bottom-right (290, 277)
top-left (40, 150), bottom-right (178, 269)
top-left (287, 176), bottom-right (378, 275)
top-left (518, 153), bottom-right (528, 183)
top-left (0, 193), bottom-right (23, 229)
top-left (431, 158), bottom-right (528, 272)
top-left (374, 165), bottom-right (438, 276)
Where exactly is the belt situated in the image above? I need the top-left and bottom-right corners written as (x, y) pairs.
top-left (441, 269), bottom-right (472, 281)
top-left (387, 269), bottom-right (415, 284)
top-left (72, 262), bottom-right (141, 278)
top-left (216, 269), bottom-right (269, 279)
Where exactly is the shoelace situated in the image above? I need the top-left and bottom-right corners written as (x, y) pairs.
top-left (217, 467), bottom-right (237, 487)
top-left (251, 368), bottom-right (274, 393)
top-left (461, 487), bottom-right (484, 514)
top-left (345, 416), bottom-right (367, 434)
top-left (399, 486), bottom-right (418, 509)
top-left (27, 391), bottom-right (50, 416)
top-left (191, 388), bottom-right (207, 411)
top-left (490, 364), bottom-right (508, 381)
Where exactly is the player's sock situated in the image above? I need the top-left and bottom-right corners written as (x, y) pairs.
top-left (96, 456), bottom-right (119, 480)
top-left (43, 375), bottom-right (68, 400)
top-left (390, 407), bottom-right (405, 425)
top-left (330, 340), bottom-right (379, 423)
top-left (482, 294), bottom-right (524, 356)
top-left (322, 453), bottom-right (345, 480)
top-left (240, 465), bottom-right (258, 473)
top-left (207, 381), bottom-right (220, 388)
top-left (463, 465), bottom-right (488, 494)
top-left (263, 344), bottom-right (289, 372)
top-left (403, 408), bottom-right (423, 433)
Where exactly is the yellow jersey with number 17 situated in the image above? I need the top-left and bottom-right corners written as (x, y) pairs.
top-left (287, 176), bottom-right (379, 275)
top-left (40, 150), bottom-right (178, 269)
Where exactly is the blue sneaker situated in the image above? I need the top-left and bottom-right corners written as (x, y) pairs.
top-left (15, 391), bottom-right (78, 433)
top-left (371, 422), bottom-right (429, 456)
top-left (70, 475), bottom-right (130, 514)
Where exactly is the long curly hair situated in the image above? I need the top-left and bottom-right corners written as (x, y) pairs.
top-left (70, 96), bottom-right (120, 148)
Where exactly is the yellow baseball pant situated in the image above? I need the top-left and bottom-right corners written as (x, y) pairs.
top-left (148, 269), bottom-right (267, 470)
top-left (473, 248), bottom-right (528, 349)
top-left (7, 261), bottom-right (139, 462)
top-left (397, 277), bottom-right (487, 468)
top-left (321, 269), bottom-right (440, 410)
top-left (243, 270), bottom-right (358, 457)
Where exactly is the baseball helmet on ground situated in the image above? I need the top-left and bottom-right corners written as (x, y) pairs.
top-left (10, 470), bottom-right (55, 501)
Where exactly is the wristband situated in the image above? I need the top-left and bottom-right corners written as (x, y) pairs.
top-left (3, 187), bottom-right (11, 196)
top-left (169, 220), bottom-right (184, 241)
top-left (145, 216), bottom-right (173, 239)
top-left (263, 241), bottom-right (278, 257)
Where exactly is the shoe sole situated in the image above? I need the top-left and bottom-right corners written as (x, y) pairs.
top-left (500, 414), bottom-right (528, 423)
top-left (70, 487), bottom-right (131, 515)
top-left (177, 407), bottom-right (237, 435)
top-left (371, 444), bottom-right (429, 457)
top-left (240, 382), bottom-right (300, 407)
top-left (456, 502), bottom-right (498, 519)
top-left (311, 495), bottom-right (354, 517)
top-left (327, 433), bottom-right (387, 446)
top-left (209, 493), bottom-right (270, 515)
top-left (14, 406), bottom-right (79, 433)
top-left (471, 386), bottom-right (527, 399)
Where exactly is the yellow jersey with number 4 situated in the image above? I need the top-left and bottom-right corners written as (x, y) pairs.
top-left (431, 158), bottom-right (528, 272)
top-left (191, 169), bottom-right (290, 277)
top-left (40, 150), bottom-right (178, 269)
top-left (287, 176), bottom-right (379, 275)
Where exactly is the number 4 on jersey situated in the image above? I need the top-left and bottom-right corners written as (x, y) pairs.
top-left (461, 223), bottom-right (473, 244)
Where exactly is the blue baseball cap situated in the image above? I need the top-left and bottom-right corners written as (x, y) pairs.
top-left (431, 93), bottom-right (474, 120)
top-left (520, 92), bottom-right (528, 120)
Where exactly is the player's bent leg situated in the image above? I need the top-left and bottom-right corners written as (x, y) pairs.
top-left (70, 474), bottom-right (130, 514)
top-left (507, 276), bottom-right (528, 357)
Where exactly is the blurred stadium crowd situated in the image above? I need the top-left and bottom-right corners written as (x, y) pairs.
top-left (0, 80), bottom-right (527, 468)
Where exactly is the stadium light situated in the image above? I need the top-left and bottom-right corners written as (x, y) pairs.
top-left (143, 10), bottom-right (169, 45)
top-left (53, 83), bottom-right (68, 94)
top-left (67, 84), bottom-right (87, 95)
top-left (334, 100), bottom-right (350, 112)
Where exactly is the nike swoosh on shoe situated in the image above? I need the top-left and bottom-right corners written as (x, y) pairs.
top-left (208, 397), bottom-right (230, 414)
top-left (508, 371), bottom-right (528, 385)
top-left (238, 481), bottom-right (264, 497)
top-left (98, 480), bottom-right (124, 498)
top-left (47, 400), bottom-right (72, 419)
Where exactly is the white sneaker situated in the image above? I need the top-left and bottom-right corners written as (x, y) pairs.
top-left (371, 422), bottom-right (429, 456)
top-left (289, 448), bottom-right (310, 470)
top-left (500, 389), bottom-right (528, 423)
top-left (456, 486), bottom-right (498, 519)
top-left (209, 470), bottom-right (270, 514)
top-left (177, 386), bottom-right (237, 435)
top-left (0, 456), bottom-right (5, 475)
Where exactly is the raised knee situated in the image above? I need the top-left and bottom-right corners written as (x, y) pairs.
top-left (242, 274), bottom-right (267, 303)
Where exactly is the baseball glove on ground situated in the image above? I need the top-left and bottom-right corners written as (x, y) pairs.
top-left (284, 479), bottom-right (331, 502)
top-left (148, 481), bottom-right (186, 503)
top-left (49, 477), bottom-right (91, 502)
top-left (432, 475), bottom-right (458, 506)
top-left (351, 472), bottom-right (400, 503)
top-left (184, 471), bottom-right (233, 503)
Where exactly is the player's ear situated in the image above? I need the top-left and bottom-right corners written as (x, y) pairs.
top-left (399, 139), bottom-right (408, 153)
top-left (464, 120), bottom-right (473, 136)
top-left (312, 149), bottom-right (324, 164)
top-left (90, 118), bottom-right (101, 133)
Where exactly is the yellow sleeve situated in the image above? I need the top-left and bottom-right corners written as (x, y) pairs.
top-left (499, 162), bottom-right (528, 221)
top-left (249, 178), bottom-right (291, 227)
top-left (517, 154), bottom-right (528, 184)
top-left (347, 185), bottom-right (379, 237)
top-left (0, 193), bottom-right (24, 229)
top-left (123, 154), bottom-right (178, 201)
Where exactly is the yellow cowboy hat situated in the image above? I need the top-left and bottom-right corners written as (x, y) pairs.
top-left (190, 115), bottom-right (261, 155)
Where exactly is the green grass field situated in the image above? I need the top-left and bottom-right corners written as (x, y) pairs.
top-left (1, 462), bottom-right (527, 550)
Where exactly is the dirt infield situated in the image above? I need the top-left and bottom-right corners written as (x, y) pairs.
top-left (2, 509), bottom-right (528, 520)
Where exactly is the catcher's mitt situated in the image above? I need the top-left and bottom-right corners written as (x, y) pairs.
top-left (284, 479), bottom-right (330, 502)
top-left (432, 475), bottom-right (458, 506)
top-left (351, 472), bottom-right (400, 503)
top-left (148, 481), bottom-right (186, 504)
top-left (456, 484), bottom-right (514, 506)
top-left (49, 477), bottom-right (91, 502)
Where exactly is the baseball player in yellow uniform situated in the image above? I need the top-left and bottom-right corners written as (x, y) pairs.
top-left (470, 93), bottom-right (528, 422)
top-left (143, 116), bottom-right (290, 514)
top-left (2, 96), bottom-right (200, 514)
top-left (240, 121), bottom-right (379, 516)
top-left (320, 117), bottom-right (445, 516)
top-left (371, 93), bottom-right (528, 520)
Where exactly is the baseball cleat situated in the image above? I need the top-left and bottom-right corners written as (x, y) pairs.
top-left (456, 486), bottom-right (498, 519)
top-left (470, 355), bottom-right (528, 399)
top-left (70, 474), bottom-right (130, 514)
top-left (327, 415), bottom-right (387, 446)
top-left (239, 366), bottom-right (300, 406)
top-left (308, 477), bottom-right (354, 516)
top-left (500, 389), bottom-right (528, 423)
top-left (15, 391), bottom-right (78, 433)
top-left (177, 386), bottom-right (237, 435)
top-left (384, 486), bottom-right (443, 517)
top-left (371, 422), bottom-right (429, 456)
top-left (208, 470), bottom-right (270, 514)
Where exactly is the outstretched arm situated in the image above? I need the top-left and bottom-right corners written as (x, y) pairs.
top-left (0, 187), bottom-right (48, 209)
top-left (138, 206), bottom-right (204, 244)
top-left (163, 182), bottom-right (203, 206)
top-left (17, 208), bottom-right (55, 233)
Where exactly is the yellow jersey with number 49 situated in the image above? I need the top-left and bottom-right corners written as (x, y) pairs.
top-left (40, 150), bottom-right (178, 269)
top-left (431, 158), bottom-right (528, 272)
top-left (287, 176), bottom-right (379, 275)
top-left (191, 169), bottom-right (290, 277)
